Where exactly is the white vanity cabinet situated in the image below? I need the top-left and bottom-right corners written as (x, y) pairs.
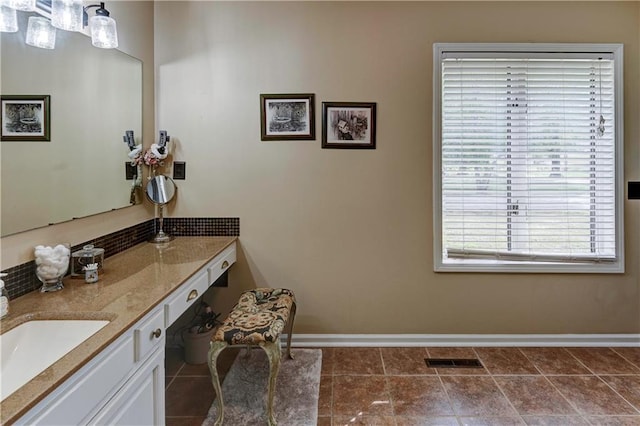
top-left (14, 241), bottom-right (237, 426)
top-left (15, 306), bottom-right (166, 426)
top-left (89, 309), bottom-right (166, 425)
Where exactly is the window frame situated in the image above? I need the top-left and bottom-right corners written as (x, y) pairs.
top-left (433, 43), bottom-right (625, 273)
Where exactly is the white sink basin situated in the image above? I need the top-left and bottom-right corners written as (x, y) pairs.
top-left (0, 319), bottom-right (109, 401)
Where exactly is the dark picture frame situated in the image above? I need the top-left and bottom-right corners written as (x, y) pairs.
top-left (322, 102), bottom-right (376, 149)
top-left (1, 95), bottom-right (51, 141)
top-left (260, 93), bottom-right (315, 141)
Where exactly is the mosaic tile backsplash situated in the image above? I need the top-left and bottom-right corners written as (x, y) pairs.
top-left (1, 217), bottom-right (239, 299)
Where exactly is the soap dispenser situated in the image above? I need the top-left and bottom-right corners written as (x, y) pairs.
top-left (0, 273), bottom-right (8, 319)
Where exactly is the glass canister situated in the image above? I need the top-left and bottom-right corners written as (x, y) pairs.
top-left (71, 244), bottom-right (104, 277)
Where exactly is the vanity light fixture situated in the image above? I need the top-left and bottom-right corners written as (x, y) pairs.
top-left (83, 2), bottom-right (117, 49)
top-left (0, 4), bottom-right (18, 32)
top-left (4, 0), bottom-right (118, 49)
top-left (25, 15), bottom-right (55, 49)
top-left (51, 0), bottom-right (82, 32)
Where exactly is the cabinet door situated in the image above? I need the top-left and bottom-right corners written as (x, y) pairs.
top-left (90, 346), bottom-right (165, 426)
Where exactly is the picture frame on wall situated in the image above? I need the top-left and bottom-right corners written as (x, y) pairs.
top-left (260, 93), bottom-right (315, 141)
top-left (1, 95), bottom-right (51, 141)
top-left (322, 101), bottom-right (376, 149)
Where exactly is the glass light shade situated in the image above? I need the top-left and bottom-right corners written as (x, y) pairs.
top-left (25, 16), bottom-right (56, 49)
top-left (9, 0), bottom-right (35, 11)
top-left (51, 0), bottom-right (82, 31)
top-left (0, 5), bottom-right (18, 32)
top-left (89, 15), bottom-right (117, 49)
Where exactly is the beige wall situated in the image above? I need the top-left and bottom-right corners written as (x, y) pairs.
top-left (0, 1), bottom-right (155, 268)
top-left (2, 1), bottom-right (637, 336)
top-left (155, 1), bottom-right (640, 335)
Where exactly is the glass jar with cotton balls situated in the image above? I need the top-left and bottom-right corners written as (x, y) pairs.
top-left (0, 273), bottom-right (9, 319)
top-left (34, 243), bottom-right (70, 292)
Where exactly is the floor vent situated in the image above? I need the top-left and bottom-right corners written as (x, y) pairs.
top-left (425, 358), bottom-right (483, 368)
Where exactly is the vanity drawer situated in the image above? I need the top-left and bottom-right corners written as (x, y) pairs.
top-left (164, 242), bottom-right (236, 327)
top-left (134, 309), bottom-right (164, 363)
top-left (164, 270), bottom-right (209, 327)
top-left (208, 243), bottom-right (236, 285)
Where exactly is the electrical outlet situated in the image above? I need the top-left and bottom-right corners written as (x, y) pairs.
top-left (173, 161), bottom-right (186, 180)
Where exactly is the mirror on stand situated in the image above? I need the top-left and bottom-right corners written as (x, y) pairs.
top-left (146, 175), bottom-right (177, 243)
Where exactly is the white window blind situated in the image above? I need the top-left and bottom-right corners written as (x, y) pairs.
top-left (434, 44), bottom-right (623, 272)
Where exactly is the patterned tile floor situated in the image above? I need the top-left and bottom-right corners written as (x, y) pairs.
top-left (165, 346), bottom-right (640, 426)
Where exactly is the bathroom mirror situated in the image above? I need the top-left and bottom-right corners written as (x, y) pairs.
top-left (0, 11), bottom-right (142, 237)
top-left (146, 175), bottom-right (176, 243)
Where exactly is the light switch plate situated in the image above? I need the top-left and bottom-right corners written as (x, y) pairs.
top-left (629, 181), bottom-right (640, 200)
top-left (125, 162), bottom-right (137, 180)
top-left (173, 162), bottom-right (186, 180)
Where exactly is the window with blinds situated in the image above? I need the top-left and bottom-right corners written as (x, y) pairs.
top-left (433, 44), bottom-right (624, 273)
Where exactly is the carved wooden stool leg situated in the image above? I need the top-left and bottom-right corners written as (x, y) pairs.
top-left (261, 341), bottom-right (282, 426)
top-left (285, 302), bottom-right (296, 360)
top-left (207, 340), bottom-right (228, 426)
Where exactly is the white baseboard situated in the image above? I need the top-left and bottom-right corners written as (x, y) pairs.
top-left (281, 333), bottom-right (640, 347)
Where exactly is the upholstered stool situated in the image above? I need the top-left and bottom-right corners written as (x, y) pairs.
top-left (207, 288), bottom-right (296, 426)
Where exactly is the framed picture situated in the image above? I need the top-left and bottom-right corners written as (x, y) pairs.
top-left (322, 102), bottom-right (376, 149)
top-left (260, 93), bottom-right (315, 141)
top-left (1, 95), bottom-right (51, 141)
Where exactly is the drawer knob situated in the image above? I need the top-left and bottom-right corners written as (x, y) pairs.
top-left (222, 260), bottom-right (229, 269)
top-left (152, 328), bottom-right (162, 339)
top-left (187, 289), bottom-right (198, 301)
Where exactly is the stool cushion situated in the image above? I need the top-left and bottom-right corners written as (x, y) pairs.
top-left (213, 288), bottom-right (296, 345)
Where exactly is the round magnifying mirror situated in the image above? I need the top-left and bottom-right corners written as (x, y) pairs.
top-left (146, 175), bottom-right (176, 205)
top-left (146, 175), bottom-right (177, 243)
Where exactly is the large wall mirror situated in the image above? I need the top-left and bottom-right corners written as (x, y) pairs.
top-left (0, 8), bottom-right (142, 237)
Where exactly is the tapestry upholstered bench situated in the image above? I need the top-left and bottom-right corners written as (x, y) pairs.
top-left (207, 288), bottom-right (297, 426)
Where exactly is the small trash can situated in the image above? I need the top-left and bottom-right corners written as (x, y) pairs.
top-left (183, 328), bottom-right (215, 364)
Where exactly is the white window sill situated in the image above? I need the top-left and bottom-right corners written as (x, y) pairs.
top-left (435, 258), bottom-right (625, 274)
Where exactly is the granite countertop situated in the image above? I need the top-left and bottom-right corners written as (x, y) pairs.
top-left (0, 236), bottom-right (237, 425)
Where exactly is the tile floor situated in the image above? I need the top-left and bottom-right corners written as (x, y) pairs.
top-left (165, 346), bottom-right (240, 426)
top-left (165, 346), bottom-right (640, 426)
